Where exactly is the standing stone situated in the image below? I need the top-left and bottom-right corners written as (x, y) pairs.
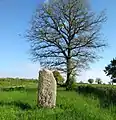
top-left (37, 69), bottom-right (57, 108)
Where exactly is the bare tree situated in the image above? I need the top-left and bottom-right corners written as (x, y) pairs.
top-left (27, 0), bottom-right (107, 89)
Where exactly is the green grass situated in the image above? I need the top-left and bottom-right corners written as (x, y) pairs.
top-left (0, 88), bottom-right (115, 120)
top-left (0, 79), bottom-right (116, 120)
top-left (0, 78), bottom-right (37, 88)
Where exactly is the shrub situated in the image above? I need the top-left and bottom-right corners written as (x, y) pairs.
top-left (53, 71), bottom-right (65, 85)
top-left (1, 86), bottom-right (25, 91)
top-left (76, 84), bottom-right (116, 107)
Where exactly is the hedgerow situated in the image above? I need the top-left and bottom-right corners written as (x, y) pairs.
top-left (76, 84), bottom-right (116, 107)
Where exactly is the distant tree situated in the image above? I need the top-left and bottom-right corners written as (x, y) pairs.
top-left (79, 81), bottom-right (84, 84)
top-left (108, 81), bottom-right (112, 85)
top-left (53, 70), bottom-right (65, 85)
top-left (95, 78), bottom-right (102, 84)
top-left (88, 78), bottom-right (94, 84)
top-left (104, 58), bottom-right (116, 84)
top-left (112, 79), bottom-right (116, 84)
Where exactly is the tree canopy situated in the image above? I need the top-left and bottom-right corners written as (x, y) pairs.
top-left (53, 70), bottom-right (65, 85)
top-left (27, 0), bottom-right (107, 89)
top-left (104, 58), bottom-right (116, 82)
top-left (95, 78), bottom-right (102, 84)
top-left (88, 78), bottom-right (94, 84)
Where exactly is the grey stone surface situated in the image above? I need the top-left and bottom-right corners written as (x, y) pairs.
top-left (37, 69), bottom-right (57, 108)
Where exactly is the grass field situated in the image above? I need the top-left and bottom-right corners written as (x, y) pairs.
top-left (0, 79), bottom-right (116, 120)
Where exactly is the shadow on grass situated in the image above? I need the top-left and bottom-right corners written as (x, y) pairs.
top-left (0, 100), bottom-right (34, 110)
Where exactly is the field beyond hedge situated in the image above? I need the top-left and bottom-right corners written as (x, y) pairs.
top-left (0, 78), bottom-right (116, 120)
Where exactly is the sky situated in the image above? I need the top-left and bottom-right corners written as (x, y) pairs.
top-left (0, 0), bottom-right (115, 83)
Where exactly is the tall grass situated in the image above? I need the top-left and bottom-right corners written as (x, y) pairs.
top-left (0, 88), bottom-right (115, 120)
top-left (0, 78), bottom-right (116, 119)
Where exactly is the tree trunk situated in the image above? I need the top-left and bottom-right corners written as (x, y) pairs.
top-left (66, 58), bottom-right (72, 90)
